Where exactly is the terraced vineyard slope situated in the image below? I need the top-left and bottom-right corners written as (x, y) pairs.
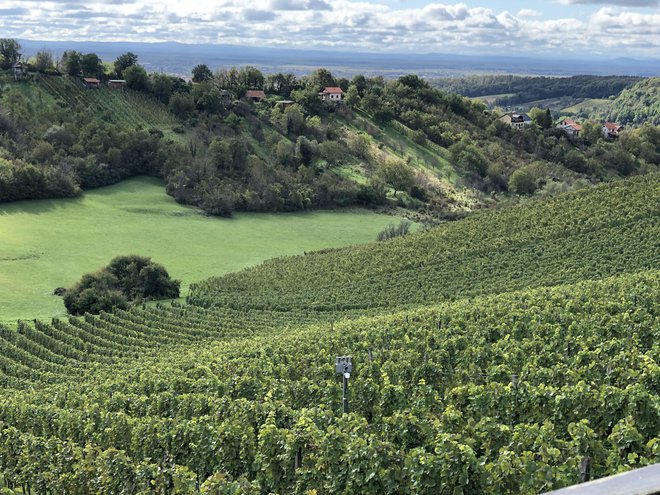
top-left (190, 174), bottom-right (659, 311)
top-left (0, 175), bottom-right (658, 494)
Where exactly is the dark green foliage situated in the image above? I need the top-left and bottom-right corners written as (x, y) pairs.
top-left (63, 255), bottom-right (180, 315)
top-left (432, 74), bottom-right (641, 103)
top-left (379, 158), bottom-right (415, 196)
top-left (192, 64), bottom-right (213, 83)
top-left (0, 39), bottom-right (21, 70)
top-left (169, 92), bottom-right (195, 119)
top-left (124, 64), bottom-right (149, 91)
top-left (113, 52), bottom-right (138, 78)
top-left (508, 168), bottom-right (537, 195)
top-left (377, 219), bottom-right (412, 241)
top-left (80, 53), bottom-right (103, 78)
top-left (60, 50), bottom-right (82, 76)
top-left (607, 78), bottom-right (660, 126)
top-left (449, 137), bottom-right (488, 177)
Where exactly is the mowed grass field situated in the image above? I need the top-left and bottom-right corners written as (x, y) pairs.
top-left (0, 177), bottom-right (403, 321)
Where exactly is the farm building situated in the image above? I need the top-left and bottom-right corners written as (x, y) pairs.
top-left (558, 119), bottom-right (583, 138)
top-left (500, 112), bottom-right (532, 129)
top-left (602, 122), bottom-right (624, 139)
top-left (319, 87), bottom-right (344, 102)
top-left (82, 77), bottom-right (101, 89)
top-left (108, 79), bottom-right (126, 89)
top-left (245, 90), bottom-right (266, 102)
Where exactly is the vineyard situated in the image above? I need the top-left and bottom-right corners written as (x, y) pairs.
top-left (0, 175), bottom-right (658, 494)
top-left (36, 74), bottom-right (180, 130)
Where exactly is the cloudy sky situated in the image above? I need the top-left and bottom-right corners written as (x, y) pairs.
top-left (2, 0), bottom-right (659, 57)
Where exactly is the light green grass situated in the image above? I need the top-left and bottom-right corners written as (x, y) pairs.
top-left (561, 98), bottom-right (611, 115)
top-left (0, 177), bottom-right (403, 322)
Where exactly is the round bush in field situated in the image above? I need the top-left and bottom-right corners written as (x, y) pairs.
top-left (63, 255), bottom-right (180, 315)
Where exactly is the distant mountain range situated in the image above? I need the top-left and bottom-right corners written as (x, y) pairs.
top-left (17, 39), bottom-right (660, 78)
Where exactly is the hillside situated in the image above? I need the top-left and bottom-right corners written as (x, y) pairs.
top-left (190, 174), bottom-right (659, 310)
top-left (0, 174), bottom-right (657, 493)
top-left (4, 62), bottom-right (657, 222)
top-left (606, 77), bottom-right (660, 126)
top-left (431, 75), bottom-right (641, 111)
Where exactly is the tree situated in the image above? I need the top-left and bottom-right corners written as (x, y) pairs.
top-left (239, 66), bottom-right (264, 89)
top-left (124, 65), bottom-right (149, 91)
top-left (508, 168), bottom-right (537, 195)
top-left (581, 121), bottom-right (602, 145)
top-left (344, 85), bottom-right (360, 107)
top-left (63, 255), bottom-right (180, 315)
top-left (80, 53), bottom-right (103, 77)
top-left (531, 107), bottom-right (552, 129)
top-left (60, 50), bottom-right (82, 76)
top-left (306, 68), bottom-right (335, 91)
top-left (151, 73), bottom-right (175, 103)
top-left (449, 137), bottom-right (489, 177)
top-left (379, 159), bottom-right (415, 197)
top-left (113, 52), bottom-right (138, 78)
top-left (169, 93), bottom-right (195, 119)
top-left (0, 39), bottom-right (21, 70)
top-left (192, 64), bottom-right (213, 83)
top-left (34, 50), bottom-right (54, 73)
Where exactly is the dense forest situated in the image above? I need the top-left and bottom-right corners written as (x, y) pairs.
top-left (607, 78), bottom-right (660, 126)
top-left (1, 39), bottom-right (659, 218)
top-left (431, 74), bottom-right (642, 103)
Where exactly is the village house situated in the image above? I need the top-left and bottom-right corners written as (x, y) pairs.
top-left (499, 112), bottom-right (532, 130)
top-left (82, 77), bottom-right (101, 89)
top-left (602, 122), bottom-right (624, 140)
top-left (108, 79), bottom-right (126, 89)
top-left (244, 90), bottom-right (266, 102)
top-left (558, 119), bottom-right (583, 139)
top-left (319, 86), bottom-right (344, 102)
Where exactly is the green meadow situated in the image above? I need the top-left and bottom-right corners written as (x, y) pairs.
top-left (0, 177), bottom-right (402, 321)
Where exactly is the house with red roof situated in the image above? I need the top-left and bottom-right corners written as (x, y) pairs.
top-left (602, 122), bottom-right (624, 140)
top-left (319, 86), bottom-right (344, 102)
top-left (558, 119), bottom-right (583, 139)
top-left (244, 90), bottom-right (266, 102)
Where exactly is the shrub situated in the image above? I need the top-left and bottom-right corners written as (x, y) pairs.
top-left (63, 255), bottom-right (180, 315)
top-left (377, 219), bottom-right (412, 241)
top-left (508, 169), bottom-right (537, 195)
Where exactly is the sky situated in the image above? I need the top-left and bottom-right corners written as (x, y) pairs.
top-left (2, 0), bottom-right (659, 58)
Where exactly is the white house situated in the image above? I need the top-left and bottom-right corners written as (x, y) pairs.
top-left (558, 119), bottom-right (583, 139)
top-left (319, 86), bottom-right (344, 102)
top-left (499, 112), bottom-right (532, 130)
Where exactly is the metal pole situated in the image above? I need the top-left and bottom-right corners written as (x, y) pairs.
top-left (343, 372), bottom-right (349, 414)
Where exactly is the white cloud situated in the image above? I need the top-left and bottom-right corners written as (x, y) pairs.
top-left (0, 1), bottom-right (658, 57)
top-left (517, 9), bottom-right (541, 18)
top-left (558, 0), bottom-right (659, 5)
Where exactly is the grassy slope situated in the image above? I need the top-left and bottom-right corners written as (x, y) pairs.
top-left (0, 176), bottom-right (403, 322)
top-left (561, 98), bottom-right (611, 115)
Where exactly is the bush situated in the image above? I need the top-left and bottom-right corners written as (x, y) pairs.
top-left (377, 219), bottom-right (412, 241)
top-left (63, 255), bottom-right (180, 315)
top-left (508, 169), bottom-right (537, 195)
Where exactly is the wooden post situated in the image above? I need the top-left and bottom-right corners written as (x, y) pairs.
top-left (579, 456), bottom-right (592, 483)
top-left (295, 447), bottom-right (303, 471)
